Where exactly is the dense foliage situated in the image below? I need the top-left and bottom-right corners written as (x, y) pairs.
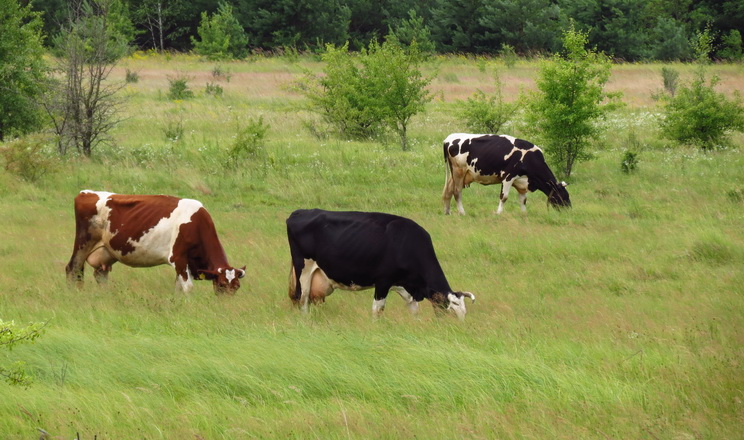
top-left (295, 38), bottom-right (432, 150)
top-left (660, 70), bottom-right (744, 149)
top-left (28, 0), bottom-right (744, 61)
top-left (0, 0), bottom-right (48, 141)
top-left (191, 2), bottom-right (249, 60)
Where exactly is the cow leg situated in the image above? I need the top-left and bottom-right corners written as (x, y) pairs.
top-left (297, 259), bottom-right (318, 313)
top-left (442, 165), bottom-right (455, 215)
top-left (453, 169), bottom-right (467, 215)
top-left (513, 177), bottom-right (529, 213)
top-left (171, 257), bottom-right (194, 293)
top-left (497, 180), bottom-right (515, 214)
top-left (372, 284), bottom-right (392, 318)
top-left (66, 236), bottom-right (99, 288)
top-left (391, 286), bottom-right (419, 315)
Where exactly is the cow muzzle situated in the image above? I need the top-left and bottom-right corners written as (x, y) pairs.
top-left (447, 292), bottom-right (475, 321)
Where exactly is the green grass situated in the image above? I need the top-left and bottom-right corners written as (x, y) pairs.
top-left (1, 55), bottom-right (743, 439)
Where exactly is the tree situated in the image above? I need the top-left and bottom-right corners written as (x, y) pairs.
top-left (132, 0), bottom-right (187, 52)
top-left (524, 25), bottom-right (621, 179)
top-left (1, 319), bottom-right (46, 386)
top-left (363, 36), bottom-right (433, 150)
top-left (234, 0), bottom-right (350, 52)
top-left (0, 0), bottom-right (48, 141)
top-left (191, 2), bottom-right (249, 60)
top-left (45, 0), bottom-right (130, 157)
top-left (478, 0), bottom-right (562, 55)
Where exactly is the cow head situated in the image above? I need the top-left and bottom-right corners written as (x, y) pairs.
top-left (198, 266), bottom-right (246, 294)
top-left (547, 181), bottom-right (571, 209)
top-left (431, 291), bottom-right (476, 320)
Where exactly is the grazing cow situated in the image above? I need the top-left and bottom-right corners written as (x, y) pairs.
top-left (442, 133), bottom-right (571, 215)
top-left (286, 209), bottom-right (475, 319)
top-left (66, 190), bottom-right (245, 294)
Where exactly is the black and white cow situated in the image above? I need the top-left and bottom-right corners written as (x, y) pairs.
top-left (286, 209), bottom-right (475, 319)
top-left (442, 133), bottom-right (571, 215)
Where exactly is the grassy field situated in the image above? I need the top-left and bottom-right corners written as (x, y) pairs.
top-left (1, 53), bottom-right (743, 439)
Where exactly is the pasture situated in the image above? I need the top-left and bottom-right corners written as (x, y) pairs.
top-left (1, 54), bottom-right (743, 439)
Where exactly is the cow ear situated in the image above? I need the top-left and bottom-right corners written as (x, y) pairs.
top-left (197, 269), bottom-right (219, 280)
top-left (237, 266), bottom-right (246, 278)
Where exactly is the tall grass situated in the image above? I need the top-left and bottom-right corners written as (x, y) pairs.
top-left (0, 55), bottom-right (743, 439)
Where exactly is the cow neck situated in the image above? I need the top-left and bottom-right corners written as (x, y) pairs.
top-left (423, 261), bottom-right (452, 295)
top-left (191, 208), bottom-right (230, 271)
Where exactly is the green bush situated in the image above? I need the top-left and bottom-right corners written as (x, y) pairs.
top-left (167, 75), bottom-right (194, 100)
top-left (620, 151), bottom-right (639, 174)
top-left (500, 43), bottom-right (518, 68)
top-left (458, 71), bottom-right (518, 134)
top-left (228, 116), bottom-right (270, 169)
top-left (191, 2), bottom-right (248, 60)
top-left (162, 110), bottom-right (185, 141)
top-left (0, 319), bottom-right (46, 386)
top-left (660, 70), bottom-right (744, 149)
top-left (0, 135), bottom-right (57, 182)
top-left (295, 38), bottom-right (432, 150)
top-left (205, 82), bottom-right (224, 97)
top-left (719, 30), bottom-right (743, 61)
top-left (661, 67), bottom-right (679, 96)
top-left (125, 68), bottom-right (139, 83)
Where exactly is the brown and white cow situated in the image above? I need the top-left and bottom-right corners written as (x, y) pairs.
top-left (442, 133), bottom-right (571, 215)
top-left (65, 190), bottom-right (245, 294)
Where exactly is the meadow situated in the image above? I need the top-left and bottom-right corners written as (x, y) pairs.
top-left (0, 53), bottom-right (743, 439)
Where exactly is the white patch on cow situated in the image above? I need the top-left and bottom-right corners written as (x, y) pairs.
top-left (503, 143), bottom-right (542, 162)
top-left (391, 286), bottom-right (419, 315)
top-left (175, 270), bottom-right (194, 293)
top-left (225, 269), bottom-right (236, 283)
top-left (122, 198), bottom-right (203, 267)
top-left (372, 298), bottom-right (386, 317)
top-left (447, 293), bottom-right (467, 321)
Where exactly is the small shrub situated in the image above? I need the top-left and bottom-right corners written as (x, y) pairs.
top-left (211, 65), bottom-right (232, 82)
top-left (228, 116), bottom-right (270, 168)
top-left (620, 151), bottom-right (639, 174)
top-left (0, 135), bottom-right (57, 182)
top-left (500, 43), bottom-right (518, 68)
top-left (167, 75), bottom-right (194, 100)
top-left (205, 82), bottom-right (224, 97)
top-left (661, 67), bottom-right (679, 96)
top-left (162, 111), bottom-right (185, 141)
top-left (458, 71), bottom-right (518, 134)
top-left (125, 69), bottom-right (139, 83)
top-left (660, 71), bottom-right (744, 149)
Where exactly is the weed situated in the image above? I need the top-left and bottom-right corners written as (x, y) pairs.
top-left (125, 69), bottom-right (139, 83)
top-left (0, 135), bottom-right (57, 182)
top-left (205, 82), bottom-right (224, 97)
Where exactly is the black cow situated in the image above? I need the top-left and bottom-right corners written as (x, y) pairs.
top-left (442, 133), bottom-right (571, 215)
top-left (286, 209), bottom-right (475, 319)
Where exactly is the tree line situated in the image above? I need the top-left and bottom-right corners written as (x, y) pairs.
top-left (28, 0), bottom-right (744, 61)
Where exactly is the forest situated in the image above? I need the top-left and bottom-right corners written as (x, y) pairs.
top-left (29, 0), bottom-right (744, 61)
